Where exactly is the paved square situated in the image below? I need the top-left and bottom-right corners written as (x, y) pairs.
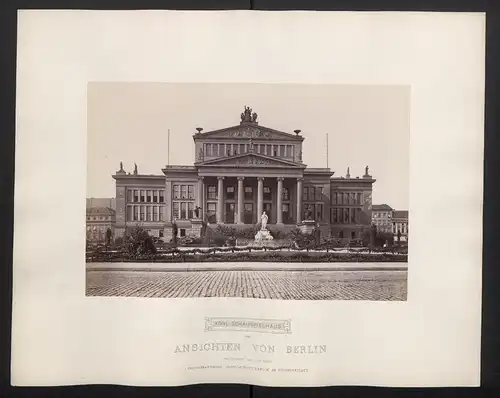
top-left (86, 269), bottom-right (407, 300)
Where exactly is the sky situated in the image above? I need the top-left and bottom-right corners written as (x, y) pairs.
top-left (87, 83), bottom-right (410, 210)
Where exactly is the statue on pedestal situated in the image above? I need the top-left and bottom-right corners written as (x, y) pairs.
top-left (365, 165), bottom-right (370, 176)
top-left (133, 163), bottom-right (138, 175)
top-left (260, 211), bottom-right (268, 230)
top-left (241, 106), bottom-right (257, 123)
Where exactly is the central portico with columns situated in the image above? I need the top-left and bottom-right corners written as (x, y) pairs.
top-left (162, 106), bottom-right (324, 237)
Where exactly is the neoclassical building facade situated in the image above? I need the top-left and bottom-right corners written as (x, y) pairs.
top-left (113, 108), bottom-right (376, 241)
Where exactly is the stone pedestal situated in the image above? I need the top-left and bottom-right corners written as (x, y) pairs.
top-left (254, 229), bottom-right (274, 242)
top-left (298, 220), bottom-right (316, 235)
top-left (191, 218), bottom-right (204, 238)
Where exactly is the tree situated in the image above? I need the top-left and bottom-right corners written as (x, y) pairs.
top-left (124, 225), bottom-right (157, 255)
top-left (105, 228), bottom-right (112, 248)
top-left (172, 222), bottom-right (178, 246)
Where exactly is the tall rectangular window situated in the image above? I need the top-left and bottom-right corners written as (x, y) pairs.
top-left (128, 190), bottom-right (133, 203)
top-left (266, 144), bottom-right (272, 156)
top-left (153, 206), bottom-right (158, 221)
top-left (279, 145), bottom-right (285, 157)
top-left (316, 204), bottom-right (323, 220)
top-left (140, 190), bottom-right (145, 202)
top-left (332, 208), bottom-right (338, 223)
top-left (188, 202), bottom-right (194, 219)
top-left (127, 206), bottom-right (133, 221)
top-left (259, 144), bottom-right (265, 154)
top-left (357, 193), bottom-right (362, 204)
top-left (133, 190), bottom-right (139, 202)
top-left (133, 206), bottom-right (139, 221)
top-left (244, 186), bottom-right (253, 199)
top-left (153, 190), bottom-right (158, 203)
top-left (226, 186), bottom-right (235, 200)
top-left (140, 206), bottom-right (145, 221)
top-left (181, 185), bottom-right (187, 199)
top-left (331, 192), bottom-right (337, 204)
top-left (207, 203), bottom-right (216, 223)
top-left (159, 206), bottom-right (164, 221)
top-left (282, 187), bottom-right (290, 200)
top-left (239, 144), bottom-right (245, 154)
top-left (351, 208), bottom-right (357, 223)
top-left (180, 203), bottom-right (187, 219)
top-left (316, 187), bottom-right (323, 201)
top-left (173, 202), bottom-right (179, 219)
top-left (303, 187), bottom-right (308, 201)
top-left (159, 190), bottom-right (164, 203)
top-left (173, 185), bottom-right (180, 199)
top-left (188, 185), bottom-right (194, 199)
top-left (263, 186), bottom-right (272, 201)
top-left (147, 190), bottom-right (152, 202)
top-left (146, 206), bottom-right (152, 221)
top-left (207, 185), bottom-right (217, 200)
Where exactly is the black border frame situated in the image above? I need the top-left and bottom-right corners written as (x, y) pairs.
top-left (1, 1), bottom-right (499, 397)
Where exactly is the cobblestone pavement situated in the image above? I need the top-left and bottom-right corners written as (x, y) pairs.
top-left (86, 270), bottom-right (407, 301)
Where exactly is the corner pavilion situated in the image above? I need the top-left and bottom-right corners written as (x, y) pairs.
top-left (113, 107), bottom-right (376, 241)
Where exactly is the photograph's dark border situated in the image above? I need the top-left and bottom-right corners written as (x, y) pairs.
top-left (1, 1), bottom-right (499, 398)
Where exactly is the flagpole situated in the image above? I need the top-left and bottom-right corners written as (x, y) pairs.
top-left (326, 133), bottom-right (329, 168)
top-left (167, 128), bottom-right (170, 166)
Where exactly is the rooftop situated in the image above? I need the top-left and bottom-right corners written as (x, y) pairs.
top-left (86, 206), bottom-right (116, 216)
top-left (372, 204), bottom-right (393, 211)
top-left (392, 210), bottom-right (409, 219)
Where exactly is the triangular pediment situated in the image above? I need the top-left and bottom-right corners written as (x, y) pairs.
top-left (194, 124), bottom-right (304, 141)
top-left (196, 153), bottom-right (306, 168)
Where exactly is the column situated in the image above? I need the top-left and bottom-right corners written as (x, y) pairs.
top-left (296, 177), bottom-right (303, 223)
top-left (257, 177), bottom-right (264, 219)
top-left (197, 177), bottom-right (204, 219)
top-left (237, 176), bottom-right (244, 224)
top-left (276, 177), bottom-right (284, 225)
top-left (217, 176), bottom-right (224, 224)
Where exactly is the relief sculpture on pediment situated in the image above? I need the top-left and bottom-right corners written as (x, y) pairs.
top-left (217, 127), bottom-right (272, 139)
top-left (230, 156), bottom-right (282, 166)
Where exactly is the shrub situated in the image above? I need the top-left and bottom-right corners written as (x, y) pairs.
top-left (123, 226), bottom-right (157, 255)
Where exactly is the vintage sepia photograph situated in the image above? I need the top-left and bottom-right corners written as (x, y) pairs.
top-left (86, 83), bottom-right (410, 300)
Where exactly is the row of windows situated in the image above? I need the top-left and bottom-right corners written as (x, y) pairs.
top-left (392, 223), bottom-right (409, 234)
top-left (303, 187), bottom-right (323, 202)
top-left (128, 189), bottom-right (165, 203)
top-left (303, 203), bottom-right (323, 220)
top-left (331, 192), bottom-right (363, 205)
top-left (173, 185), bottom-right (195, 200)
top-left (204, 143), bottom-right (295, 158)
top-left (206, 185), bottom-right (291, 201)
top-left (172, 202), bottom-right (195, 220)
top-left (373, 212), bottom-right (391, 218)
top-left (86, 225), bottom-right (110, 232)
top-left (127, 205), bottom-right (165, 222)
top-left (87, 216), bottom-right (112, 221)
top-left (331, 207), bottom-right (362, 224)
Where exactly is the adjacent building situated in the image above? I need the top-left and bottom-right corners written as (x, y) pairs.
top-left (392, 210), bottom-right (409, 242)
top-left (86, 197), bottom-right (116, 210)
top-left (371, 204), bottom-right (394, 233)
top-left (86, 206), bottom-right (116, 243)
top-left (112, 107), bottom-right (376, 241)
